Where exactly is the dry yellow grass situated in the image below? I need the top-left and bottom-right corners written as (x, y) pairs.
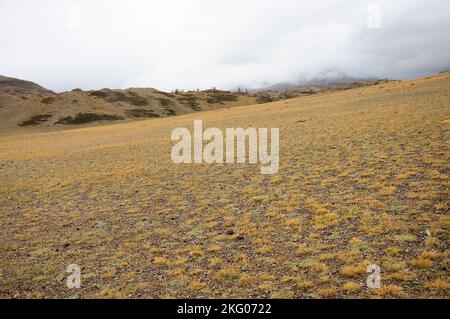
top-left (0, 72), bottom-right (449, 298)
top-left (342, 282), bottom-right (362, 293)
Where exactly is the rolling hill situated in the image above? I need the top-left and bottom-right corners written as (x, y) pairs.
top-left (0, 71), bottom-right (448, 298)
top-left (0, 75), bottom-right (262, 131)
top-left (0, 75), bottom-right (387, 132)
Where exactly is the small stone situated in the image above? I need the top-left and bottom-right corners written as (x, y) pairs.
top-left (225, 229), bottom-right (235, 235)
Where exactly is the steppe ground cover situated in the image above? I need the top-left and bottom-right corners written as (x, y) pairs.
top-left (0, 72), bottom-right (449, 298)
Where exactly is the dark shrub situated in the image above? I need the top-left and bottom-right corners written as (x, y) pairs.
top-left (206, 92), bottom-right (238, 104)
top-left (158, 98), bottom-right (174, 107)
top-left (55, 113), bottom-right (124, 125)
top-left (41, 96), bottom-right (56, 104)
top-left (19, 114), bottom-right (52, 126)
top-left (125, 109), bottom-right (160, 118)
top-left (177, 95), bottom-right (201, 111)
top-left (89, 90), bottom-right (149, 107)
top-left (165, 109), bottom-right (176, 116)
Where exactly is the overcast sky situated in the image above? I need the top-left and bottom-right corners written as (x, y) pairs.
top-left (1, 0), bottom-right (449, 92)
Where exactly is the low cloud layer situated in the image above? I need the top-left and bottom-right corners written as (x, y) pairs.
top-left (1, 0), bottom-right (449, 92)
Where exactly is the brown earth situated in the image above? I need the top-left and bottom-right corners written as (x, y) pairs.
top-left (0, 72), bottom-right (449, 299)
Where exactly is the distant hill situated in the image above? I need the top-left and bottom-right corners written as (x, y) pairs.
top-left (254, 71), bottom-right (379, 92)
top-left (0, 75), bottom-right (53, 96)
top-left (0, 76), bottom-right (262, 130)
top-left (1, 70), bottom-right (449, 299)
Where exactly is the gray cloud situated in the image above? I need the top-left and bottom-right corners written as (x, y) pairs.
top-left (1, 0), bottom-right (449, 92)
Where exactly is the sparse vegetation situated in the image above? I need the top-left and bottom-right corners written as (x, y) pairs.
top-left (158, 98), bottom-right (174, 108)
top-left (125, 109), bottom-right (160, 118)
top-left (177, 94), bottom-right (201, 111)
top-left (206, 92), bottom-right (239, 104)
top-left (0, 72), bottom-right (449, 299)
top-left (55, 112), bottom-right (124, 124)
top-left (41, 96), bottom-right (57, 104)
top-left (89, 89), bottom-right (149, 106)
top-left (18, 114), bottom-right (52, 126)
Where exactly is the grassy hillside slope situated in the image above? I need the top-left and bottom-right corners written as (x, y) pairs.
top-left (0, 72), bottom-right (449, 298)
top-left (0, 75), bottom-right (261, 131)
top-left (0, 75), bottom-right (385, 132)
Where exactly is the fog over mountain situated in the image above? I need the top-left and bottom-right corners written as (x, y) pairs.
top-left (1, 0), bottom-right (449, 92)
